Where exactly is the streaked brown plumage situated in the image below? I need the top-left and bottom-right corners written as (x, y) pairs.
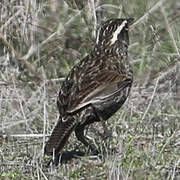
top-left (44, 18), bottom-right (134, 158)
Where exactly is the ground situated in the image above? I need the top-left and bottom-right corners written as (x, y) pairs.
top-left (0, 0), bottom-right (180, 179)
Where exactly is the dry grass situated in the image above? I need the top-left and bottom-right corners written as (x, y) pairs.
top-left (0, 0), bottom-right (180, 179)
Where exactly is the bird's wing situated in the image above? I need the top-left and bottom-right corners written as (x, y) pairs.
top-left (67, 70), bottom-right (131, 113)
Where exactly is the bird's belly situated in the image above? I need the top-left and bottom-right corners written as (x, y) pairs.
top-left (92, 86), bottom-right (131, 120)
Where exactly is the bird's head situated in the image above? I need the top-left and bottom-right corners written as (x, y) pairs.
top-left (95, 18), bottom-right (134, 52)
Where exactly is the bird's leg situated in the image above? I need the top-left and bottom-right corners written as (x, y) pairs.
top-left (95, 111), bottom-right (112, 140)
top-left (75, 124), bottom-right (99, 155)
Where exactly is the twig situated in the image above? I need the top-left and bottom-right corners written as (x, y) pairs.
top-left (1, 134), bottom-right (50, 138)
top-left (0, 77), bottom-right (65, 86)
top-left (0, 32), bottom-right (44, 83)
top-left (0, 10), bottom-right (22, 32)
top-left (142, 77), bottom-right (159, 121)
top-left (96, 4), bottom-right (122, 11)
top-left (161, 6), bottom-right (180, 58)
top-left (90, 0), bottom-right (97, 38)
top-left (37, 165), bottom-right (49, 180)
top-left (172, 158), bottom-right (180, 180)
top-left (130, 0), bottom-right (167, 29)
top-left (147, 60), bottom-right (179, 86)
top-left (19, 9), bottom-right (82, 62)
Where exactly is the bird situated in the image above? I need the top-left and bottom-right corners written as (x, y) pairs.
top-left (44, 18), bottom-right (134, 160)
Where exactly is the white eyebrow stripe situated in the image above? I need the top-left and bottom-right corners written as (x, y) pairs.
top-left (110, 20), bottom-right (127, 45)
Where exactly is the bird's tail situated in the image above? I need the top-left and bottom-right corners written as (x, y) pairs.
top-left (44, 116), bottom-right (77, 155)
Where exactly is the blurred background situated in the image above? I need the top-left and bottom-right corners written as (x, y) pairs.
top-left (0, 0), bottom-right (179, 179)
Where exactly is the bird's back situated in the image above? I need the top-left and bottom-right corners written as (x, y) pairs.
top-left (44, 18), bottom-right (134, 158)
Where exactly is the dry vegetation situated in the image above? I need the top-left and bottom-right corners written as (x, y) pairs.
top-left (0, 0), bottom-right (180, 179)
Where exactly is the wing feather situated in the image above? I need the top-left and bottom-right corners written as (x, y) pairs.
top-left (67, 71), bottom-right (129, 113)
